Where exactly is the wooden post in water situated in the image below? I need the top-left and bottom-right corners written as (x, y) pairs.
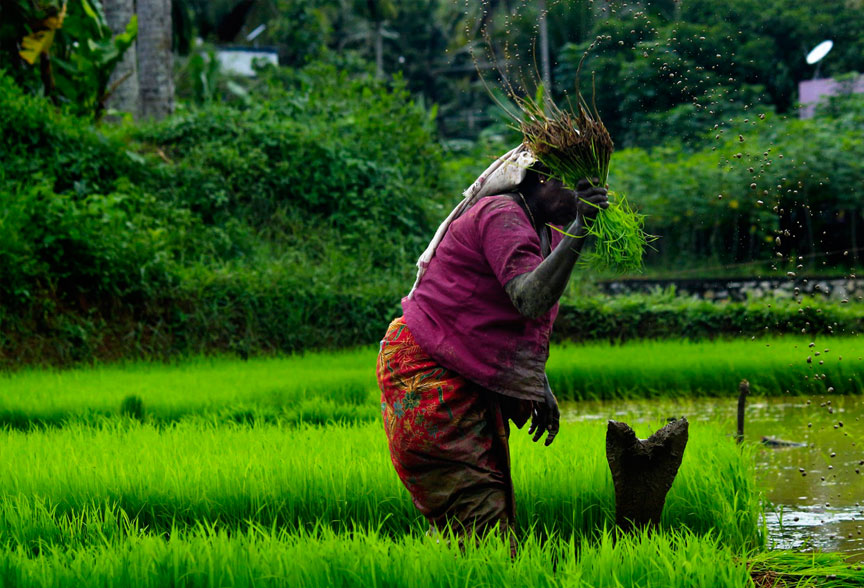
top-left (606, 418), bottom-right (689, 532)
top-left (736, 379), bottom-right (750, 444)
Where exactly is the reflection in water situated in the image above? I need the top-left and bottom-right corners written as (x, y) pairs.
top-left (562, 395), bottom-right (863, 562)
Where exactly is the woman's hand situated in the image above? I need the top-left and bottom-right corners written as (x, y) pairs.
top-left (529, 375), bottom-right (560, 446)
top-left (575, 178), bottom-right (609, 221)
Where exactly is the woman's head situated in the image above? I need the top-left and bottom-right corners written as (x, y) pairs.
top-left (518, 164), bottom-right (581, 226)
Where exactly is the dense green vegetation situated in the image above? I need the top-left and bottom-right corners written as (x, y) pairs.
top-left (0, 65), bottom-right (440, 364)
top-left (2, 263), bottom-right (861, 365)
top-left (558, 1), bottom-right (864, 146)
top-left (4, 0), bottom-right (864, 362)
top-left (4, 0), bottom-right (864, 363)
top-left (4, 66), bottom-right (864, 364)
top-left (610, 100), bottom-right (864, 268)
top-left (170, 0), bottom-right (864, 143)
top-left (554, 293), bottom-right (864, 342)
top-left (0, 0), bottom-right (138, 118)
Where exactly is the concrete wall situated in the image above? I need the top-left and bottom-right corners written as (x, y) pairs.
top-left (599, 277), bottom-right (864, 302)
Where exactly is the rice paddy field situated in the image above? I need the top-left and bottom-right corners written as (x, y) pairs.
top-left (2, 336), bottom-right (862, 428)
top-left (2, 337), bottom-right (863, 586)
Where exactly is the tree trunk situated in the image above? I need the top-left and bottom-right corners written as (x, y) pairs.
top-left (375, 20), bottom-right (384, 79)
top-left (137, 0), bottom-right (174, 120)
top-left (538, 0), bottom-right (552, 92)
top-left (103, 0), bottom-right (139, 117)
top-left (606, 418), bottom-right (689, 532)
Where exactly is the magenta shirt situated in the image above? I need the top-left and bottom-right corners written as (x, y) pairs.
top-left (402, 196), bottom-right (563, 402)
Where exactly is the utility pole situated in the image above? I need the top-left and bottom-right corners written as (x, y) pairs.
top-left (538, 0), bottom-right (552, 92)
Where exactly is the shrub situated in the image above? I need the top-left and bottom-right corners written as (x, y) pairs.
top-left (136, 64), bottom-right (444, 265)
top-left (0, 64), bottom-right (446, 366)
top-left (0, 72), bottom-right (140, 194)
top-left (553, 292), bottom-right (863, 342)
top-left (609, 112), bottom-right (864, 270)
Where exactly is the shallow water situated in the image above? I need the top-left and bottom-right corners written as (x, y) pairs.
top-left (561, 394), bottom-right (863, 561)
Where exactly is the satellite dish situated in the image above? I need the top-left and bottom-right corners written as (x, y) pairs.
top-left (806, 40), bottom-right (833, 65)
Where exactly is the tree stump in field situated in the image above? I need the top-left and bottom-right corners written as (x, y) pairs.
top-left (606, 418), bottom-right (689, 532)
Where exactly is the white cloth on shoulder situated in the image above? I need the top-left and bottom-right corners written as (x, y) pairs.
top-left (407, 144), bottom-right (536, 299)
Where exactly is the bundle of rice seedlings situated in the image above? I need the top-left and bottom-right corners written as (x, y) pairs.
top-left (515, 87), bottom-right (655, 273)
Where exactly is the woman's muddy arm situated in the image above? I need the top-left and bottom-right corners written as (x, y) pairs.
top-left (505, 215), bottom-right (588, 319)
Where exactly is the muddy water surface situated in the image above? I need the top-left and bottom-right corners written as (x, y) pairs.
top-left (562, 394), bottom-right (863, 561)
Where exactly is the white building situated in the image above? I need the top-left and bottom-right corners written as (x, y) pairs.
top-left (799, 75), bottom-right (864, 119)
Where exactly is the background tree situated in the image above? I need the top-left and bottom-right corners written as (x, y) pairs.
top-left (0, 0), bottom-right (137, 118)
top-left (354, 0), bottom-right (398, 78)
top-left (556, 0), bottom-right (864, 149)
top-left (103, 0), bottom-right (139, 116)
top-left (138, 0), bottom-right (174, 119)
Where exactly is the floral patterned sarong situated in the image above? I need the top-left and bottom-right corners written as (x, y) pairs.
top-left (377, 316), bottom-right (516, 535)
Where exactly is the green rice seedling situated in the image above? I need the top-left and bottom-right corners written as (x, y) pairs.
top-left (516, 85), bottom-right (613, 185)
top-left (0, 495), bottom-right (146, 553)
top-left (119, 395), bottom-right (145, 421)
top-left (0, 526), bottom-right (756, 588)
top-left (549, 191), bottom-right (655, 273)
top-left (748, 550), bottom-right (864, 587)
top-left (513, 87), bottom-right (655, 273)
top-left (0, 420), bottom-right (760, 548)
top-left (2, 523), bottom-right (859, 588)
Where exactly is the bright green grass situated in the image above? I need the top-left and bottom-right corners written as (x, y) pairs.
top-left (0, 420), bottom-right (760, 549)
top-left (2, 525), bottom-right (861, 588)
top-left (0, 526), bottom-right (755, 588)
top-left (1, 336), bottom-right (860, 428)
top-left (546, 335), bottom-right (864, 399)
top-left (0, 351), bottom-right (376, 427)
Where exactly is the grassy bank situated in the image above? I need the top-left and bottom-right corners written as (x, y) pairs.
top-left (0, 420), bottom-right (759, 547)
top-left (1, 336), bottom-right (861, 428)
top-left (4, 292), bottom-right (863, 369)
top-left (546, 335), bottom-right (864, 399)
top-left (554, 294), bottom-right (864, 343)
